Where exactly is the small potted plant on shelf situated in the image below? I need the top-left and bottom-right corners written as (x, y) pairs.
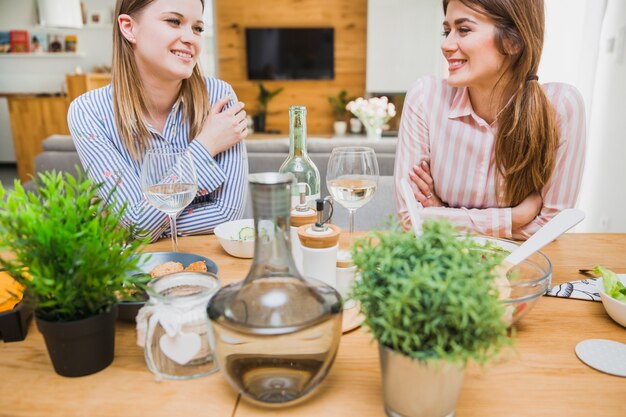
top-left (255, 82), bottom-right (284, 132)
top-left (328, 89), bottom-right (353, 136)
top-left (351, 220), bottom-right (511, 417)
top-left (0, 171), bottom-right (148, 377)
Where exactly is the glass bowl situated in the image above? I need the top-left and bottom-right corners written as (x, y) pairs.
top-left (470, 237), bottom-right (553, 326)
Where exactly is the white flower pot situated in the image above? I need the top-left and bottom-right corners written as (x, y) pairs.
top-left (349, 117), bottom-right (362, 134)
top-left (333, 121), bottom-right (347, 136)
top-left (379, 344), bottom-right (465, 417)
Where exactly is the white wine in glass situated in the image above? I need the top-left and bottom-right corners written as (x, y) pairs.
top-left (141, 148), bottom-right (198, 251)
top-left (326, 147), bottom-right (379, 237)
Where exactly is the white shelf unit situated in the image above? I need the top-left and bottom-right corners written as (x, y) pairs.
top-left (0, 52), bottom-right (84, 58)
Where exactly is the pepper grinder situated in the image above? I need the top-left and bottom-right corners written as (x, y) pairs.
top-left (298, 199), bottom-right (341, 288)
top-left (290, 183), bottom-right (316, 273)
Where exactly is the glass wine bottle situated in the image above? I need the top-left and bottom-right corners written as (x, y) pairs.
top-left (279, 105), bottom-right (321, 208)
top-left (207, 173), bottom-right (342, 407)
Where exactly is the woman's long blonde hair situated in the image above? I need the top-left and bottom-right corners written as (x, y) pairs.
top-left (443, 0), bottom-right (559, 206)
top-left (112, 0), bottom-right (209, 159)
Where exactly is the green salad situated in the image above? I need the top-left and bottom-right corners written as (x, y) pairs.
top-left (595, 265), bottom-right (626, 302)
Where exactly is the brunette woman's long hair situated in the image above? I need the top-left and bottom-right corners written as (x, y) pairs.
top-left (112, 0), bottom-right (209, 160)
top-left (443, 0), bottom-right (559, 206)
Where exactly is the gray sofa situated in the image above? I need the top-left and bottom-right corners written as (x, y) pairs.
top-left (34, 135), bottom-right (399, 230)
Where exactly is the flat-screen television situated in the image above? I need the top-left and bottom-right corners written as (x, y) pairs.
top-left (246, 28), bottom-right (334, 80)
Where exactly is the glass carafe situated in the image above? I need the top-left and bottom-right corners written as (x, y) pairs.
top-left (207, 172), bottom-right (342, 407)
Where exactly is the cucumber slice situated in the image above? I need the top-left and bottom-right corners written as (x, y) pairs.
top-left (238, 227), bottom-right (255, 241)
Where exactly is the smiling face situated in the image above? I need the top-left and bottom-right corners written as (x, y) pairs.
top-left (126, 0), bottom-right (204, 85)
top-left (441, 0), bottom-right (509, 94)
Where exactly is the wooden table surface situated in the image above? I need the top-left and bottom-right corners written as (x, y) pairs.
top-left (2, 233), bottom-right (626, 417)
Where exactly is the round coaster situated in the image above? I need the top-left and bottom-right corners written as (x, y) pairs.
top-left (575, 339), bottom-right (626, 377)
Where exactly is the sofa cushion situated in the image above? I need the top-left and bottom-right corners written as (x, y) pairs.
top-left (42, 135), bottom-right (78, 152)
top-left (36, 134), bottom-right (398, 229)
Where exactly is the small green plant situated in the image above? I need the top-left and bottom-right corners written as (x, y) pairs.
top-left (0, 171), bottom-right (148, 322)
top-left (328, 89), bottom-right (353, 121)
top-left (257, 82), bottom-right (284, 115)
top-left (351, 220), bottom-right (511, 365)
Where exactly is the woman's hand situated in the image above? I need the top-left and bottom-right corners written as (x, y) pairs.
top-left (512, 192), bottom-right (543, 229)
top-left (408, 160), bottom-right (444, 208)
top-left (196, 96), bottom-right (248, 156)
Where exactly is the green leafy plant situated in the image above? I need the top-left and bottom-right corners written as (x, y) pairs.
top-left (257, 82), bottom-right (284, 115)
top-left (328, 89), bottom-right (354, 121)
top-left (0, 171), bottom-right (148, 322)
top-left (351, 220), bottom-right (511, 365)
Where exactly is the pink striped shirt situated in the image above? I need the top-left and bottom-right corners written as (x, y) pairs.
top-left (394, 76), bottom-right (586, 240)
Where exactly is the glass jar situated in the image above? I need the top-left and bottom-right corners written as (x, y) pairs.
top-left (144, 271), bottom-right (220, 380)
top-left (208, 172), bottom-right (343, 407)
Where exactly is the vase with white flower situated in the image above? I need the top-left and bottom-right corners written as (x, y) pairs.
top-left (346, 96), bottom-right (396, 140)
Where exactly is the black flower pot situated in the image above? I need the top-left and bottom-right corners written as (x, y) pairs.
top-left (0, 302), bottom-right (33, 342)
top-left (36, 305), bottom-right (118, 377)
top-left (254, 113), bottom-right (266, 132)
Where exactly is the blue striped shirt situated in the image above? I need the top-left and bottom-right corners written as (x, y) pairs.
top-left (67, 77), bottom-right (248, 242)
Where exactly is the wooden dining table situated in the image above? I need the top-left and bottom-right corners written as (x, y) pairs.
top-left (2, 233), bottom-right (626, 417)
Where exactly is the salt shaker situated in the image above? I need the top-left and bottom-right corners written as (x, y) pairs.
top-left (290, 183), bottom-right (316, 273)
top-left (298, 199), bottom-right (341, 288)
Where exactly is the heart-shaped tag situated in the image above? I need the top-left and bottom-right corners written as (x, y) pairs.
top-left (159, 331), bottom-right (202, 365)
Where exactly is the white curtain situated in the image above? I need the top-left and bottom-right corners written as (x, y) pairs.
top-left (577, 0), bottom-right (626, 232)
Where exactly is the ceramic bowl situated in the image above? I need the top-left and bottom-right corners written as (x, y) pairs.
top-left (214, 219), bottom-right (255, 258)
top-left (471, 237), bottom-right (552, 326)
top-left (596, 276), bottom-right (626, 328)
top-left (118, 252), bottom-right (218, 322)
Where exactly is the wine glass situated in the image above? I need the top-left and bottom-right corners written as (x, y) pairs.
top-left (326, 147), bottom-right (379, 241)
top-left (140, 148), bottom-right (198, 251)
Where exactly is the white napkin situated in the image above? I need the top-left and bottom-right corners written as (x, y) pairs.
top-left (546, 278), bottom-right (600, 302)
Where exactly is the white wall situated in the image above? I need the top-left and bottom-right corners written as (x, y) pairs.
top-left (366, 0), bottom-right (445, 93)
top-left (540, 0), bottom-right (601, 113)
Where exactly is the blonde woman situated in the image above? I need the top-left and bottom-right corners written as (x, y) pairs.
top-left (68, 0), bottom-right (248, 241)
top-left (395, 0), bottom-right (585, 239)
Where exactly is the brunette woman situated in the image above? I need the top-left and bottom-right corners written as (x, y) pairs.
top-left (394, 0), bottom-right (585, 239)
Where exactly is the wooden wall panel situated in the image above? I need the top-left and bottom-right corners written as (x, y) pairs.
top-left (215, 0), bottom-right (367, 134)
top-left (8, 96), bottom-right (70, 182)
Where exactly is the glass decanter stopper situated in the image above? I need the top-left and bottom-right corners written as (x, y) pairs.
top-left (207, 172), bottom-right (342, 407)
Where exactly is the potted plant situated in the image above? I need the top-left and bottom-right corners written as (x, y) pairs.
top-left (0, 171), bottom-right (148, 377)
top-left (254, 82), bottom-right (284, 132)
top-left (327, 89), bottom-right (353, 136)
top-left (351, 220), bottom-right (511, 417)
